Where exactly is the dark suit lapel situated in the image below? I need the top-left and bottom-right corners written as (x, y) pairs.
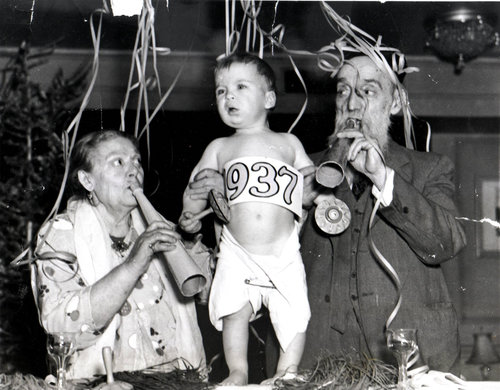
top-left (385, 141), bottom-right (411, 181)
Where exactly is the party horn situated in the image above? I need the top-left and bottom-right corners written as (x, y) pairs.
top-left (315, 137), bottom-right (351, 188)
top-left (315, 118), bottom-right (359, 189)
top-left (314, 140), bottom-right (352, 234)
top-left (130, 183), bottom-right (206, 297)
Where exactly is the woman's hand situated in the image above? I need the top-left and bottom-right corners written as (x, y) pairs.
top-left (127, 221), bottom-right (180, 274)
top-left (185, 168), bottom-right (224, 201)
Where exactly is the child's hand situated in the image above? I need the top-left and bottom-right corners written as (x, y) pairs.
top-left (178, 211), bottom-right (203, 234)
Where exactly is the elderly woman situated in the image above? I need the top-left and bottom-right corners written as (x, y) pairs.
top-left (31, 130), bottom-right (207, 379)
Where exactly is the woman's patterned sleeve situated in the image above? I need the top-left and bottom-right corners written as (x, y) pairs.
top-left (33, 216), bottom-right (105, 348)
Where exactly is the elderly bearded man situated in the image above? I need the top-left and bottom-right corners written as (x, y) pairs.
top-left (298, 55), bottom-right (466, 373)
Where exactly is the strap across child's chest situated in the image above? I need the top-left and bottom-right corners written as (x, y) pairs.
top-left (223, 156), bottom-right (303, 217)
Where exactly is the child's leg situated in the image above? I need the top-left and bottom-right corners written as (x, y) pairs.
top-left (261, 331), bottom-right (306, 385)
top-left (220, 302), bottom-right (253, 386)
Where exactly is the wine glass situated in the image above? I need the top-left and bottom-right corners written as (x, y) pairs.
top-left (386, 328), bottom-right (418, 390)
top-left (46, 332), bottom-right (76, 390)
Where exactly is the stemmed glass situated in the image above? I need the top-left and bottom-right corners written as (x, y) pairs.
top-left (46, 332), bottom-right (76, 390)
top-left (386, 328), bottom-right (418, 390)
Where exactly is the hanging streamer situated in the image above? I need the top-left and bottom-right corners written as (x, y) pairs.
top-left (319, 1), bottom-right (420, 150)
top-left (222, 0), bottom-right (310, 133)
top-left (11, 10), bottom-right (106, 267)
top-left (12, 0), bottom-right (184, 266)
top-left (221, 0), bottom-right (422, 139)
top-left (366, 148), bottom-right (422, 370)
top-left (363, 146), bottom-right (402, 332)
top-left (118, 0), bottom-right (186, 170)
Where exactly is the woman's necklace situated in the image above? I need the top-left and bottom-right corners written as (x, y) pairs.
top-left (106, 215), bottom-right (134, 256)
top-left (95, 207), bottom-right (135, 256)
top-left (109, 234), bottom-right (131, 255)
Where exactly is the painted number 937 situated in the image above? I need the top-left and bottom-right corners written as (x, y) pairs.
top-left (226, 161), bottom-right (298, 205)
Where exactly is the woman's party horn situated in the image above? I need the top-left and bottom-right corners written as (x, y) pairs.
top-left (130, 183), bottom-right (206, 297)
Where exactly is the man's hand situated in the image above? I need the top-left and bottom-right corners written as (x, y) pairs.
top-left (337, 131), bottom-right (387, 191)
top-left (185, 168), bottom-right (224, 201)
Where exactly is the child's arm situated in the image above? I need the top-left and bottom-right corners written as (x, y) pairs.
top-left (288, 133), bottom-right (314, 170)
top-left (179, 139), bottom-right (222, 234)
top-left (286, 133), bottom-right (320, 209)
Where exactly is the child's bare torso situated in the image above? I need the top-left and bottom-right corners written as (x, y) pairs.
top-left (216, 131), bottom-right (300, 256)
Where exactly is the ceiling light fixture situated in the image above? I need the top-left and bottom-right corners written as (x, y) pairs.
top-left (425, 8), bottom-right (499, 73)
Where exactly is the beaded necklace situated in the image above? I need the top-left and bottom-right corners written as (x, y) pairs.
top-left (109, 235), bottom-right (131, 255)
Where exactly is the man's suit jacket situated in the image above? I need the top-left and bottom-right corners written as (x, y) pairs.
top-left (301, 140), bottom-right (467, 371)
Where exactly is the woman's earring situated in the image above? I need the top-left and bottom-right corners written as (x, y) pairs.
top-left (87, 191), bottom-right (98, 207)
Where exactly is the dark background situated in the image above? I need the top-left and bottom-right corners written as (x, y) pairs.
top-left (1, 0), bottom-right (499, 383)
top-left (1, 1), bottom-right (499, 58)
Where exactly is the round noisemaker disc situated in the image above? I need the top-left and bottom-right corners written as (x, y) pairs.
top-left (314, 197), bottom-right (351, 235)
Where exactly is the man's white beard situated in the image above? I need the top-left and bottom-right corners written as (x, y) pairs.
top-left (362, 113), bottom-right (390, 155)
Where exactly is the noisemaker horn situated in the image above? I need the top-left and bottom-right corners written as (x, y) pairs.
top-left (314, 142), bottom-right (352, 235)
top-left (314, 119), bottom-right (360, 235)
top-left (315, 137), bottom-right (352, 189)
top-left (130, 183), bottom-right (207, 297)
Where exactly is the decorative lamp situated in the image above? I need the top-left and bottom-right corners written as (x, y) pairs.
top-left (466, 332), bottom-right (500, 380)
top-left (109, 0), bottom-right (143, 16)
top-left (425, 8), bottom-right (499, 73)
